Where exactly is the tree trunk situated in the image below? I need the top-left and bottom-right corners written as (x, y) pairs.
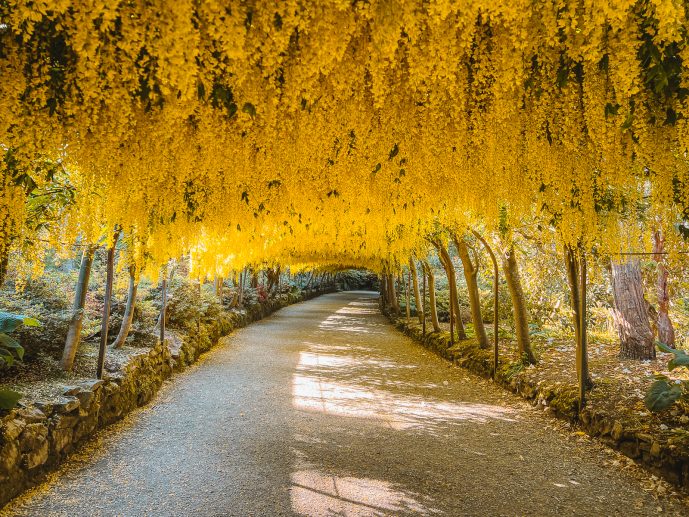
top-left (61, 245), bottom-right (97, 371)
top-left (405, 270), bottom-right (411, 321)
top-left (112, 265), bottom-right (138, 349)
top-left (97, 231), bottom-right (119, 379)
top-left (409, 258), bottom-right (423, 324)
top-left (564, 245), bottom-right (593, 402)
top-left (454, 236), bottom-right (489, 348)
top-left (215, 276), bottom-right (224, 299)
top-left (502, 245), bottom-right (536, 364)
top-left (422, 260), bottom-right (441, 332)
top-left (435, 240), bottom-right (466, 339)
top-left (250, 270), bottom-right (258, 288)
top-left (380, 273), bottom-right (388, 307)
top-left (611, 259), bottom-right (655, 359)
top-left (0, 250), bottom-right (8, 289)
top-left (653, 229), bottom-right (675, 347)
top-left (387, 272), bottom-right (400, 313)
top-left (472, 230), bottom-right (500, 376)
top-left (159, 266), bottom-right (168, 346)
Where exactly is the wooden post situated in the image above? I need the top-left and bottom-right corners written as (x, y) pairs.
top-left (97, 230), bottom-right (120, 379)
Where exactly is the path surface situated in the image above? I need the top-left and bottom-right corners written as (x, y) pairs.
top-left (4, 291), bottom-right (687, 516)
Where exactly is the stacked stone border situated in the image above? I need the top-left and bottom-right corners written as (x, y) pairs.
top-left (391, 316), bottom-right (689, 491)
top-left (0, 288), bottom-right (333, 507)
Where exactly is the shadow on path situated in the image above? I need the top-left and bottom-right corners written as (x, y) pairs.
top-left (4, 292), bottom-right (687, 516)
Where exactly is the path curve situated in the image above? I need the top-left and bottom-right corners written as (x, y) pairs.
top-left (4, 291), bottom-right (687, 516)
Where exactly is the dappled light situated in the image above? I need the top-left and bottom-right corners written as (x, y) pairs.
top-left (290, 469), bottom-right (439, 517)
top-left (294, 298), bottom-right (516, 433)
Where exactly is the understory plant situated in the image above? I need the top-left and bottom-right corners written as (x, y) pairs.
top-left (0, 311), bottom-right (40, 409)
top-left (644, 342), bottom-right (689, 412)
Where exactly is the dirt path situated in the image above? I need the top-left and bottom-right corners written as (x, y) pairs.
top-left (4, 291), bottom-right (687, 516)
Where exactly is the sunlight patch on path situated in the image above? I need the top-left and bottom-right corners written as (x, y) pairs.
top-left (292, 297), bottom-right (516, 432)
top-left (290, 469), bottom-right (440, 517)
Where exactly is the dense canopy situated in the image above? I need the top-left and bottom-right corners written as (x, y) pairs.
top-left (1, 0), bottom-right (689, 277)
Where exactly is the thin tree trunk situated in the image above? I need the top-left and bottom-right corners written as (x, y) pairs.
top-left (454, 235), bottom-right (488, 348)
top-left (502, 244), bottom-right (536, 364)
top-left (435, 240), bottom-right (466, 339)
top-left (422, 260), bottom-right (441, 332)
top-left (611, 259), bottom-right (655, 359)
top-left (0, 250), bottom-right (8, 288)
top-left (578, 251), bottom-right (589, 409)
top-left (112, 265), bottom-right (138, 349)
top-left (97, 230), bottom-right (120, 379)
top-left (405, 270), bottom-right (411, 321)
top-left (409, 258), bottom-right (423, 324)
top-left (159, 265), bottom-right (167, 346)
top-left (61, 245), bottom-right (97, 371)
top-left (564, 244), bottom-right (593, 403)
top-left (472, 230), bottom-right (500, 376)
top-left (653, 229), bottom-right (675, 347)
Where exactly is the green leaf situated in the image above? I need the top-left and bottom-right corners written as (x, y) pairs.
top-left (0, 349), bottom-right (14, 367)
top-left (0, 388), bottom-right (21, 410)
top-left (656, 340), bottom-right (675, 354)
top-left (21, 317), bottom-right (40, 327)
top-left (644, 379), bottom-right (682, 412)
top-left (0, 312), bottom-right (40, 333)
top-left (0, 334), bottom-right (24, 360)
top-left (655, 341), bottom-right (689, 371)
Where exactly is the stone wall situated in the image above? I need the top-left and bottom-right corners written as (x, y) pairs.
top-left (0, 288), bottom-right (331, 507)
top-left (392, 317), bottom-right (689, 491)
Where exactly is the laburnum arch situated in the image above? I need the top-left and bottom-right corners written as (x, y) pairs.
top-left (0, 0), bottom-right (688, 279)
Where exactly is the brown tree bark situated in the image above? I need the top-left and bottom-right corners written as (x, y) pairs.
top-left (97, 230), bottom-right (120, 379)
top-left (502, 244), bottom-right (536, 364)
top-left (653, 229), bottom-right (675, 347)
top-left (409, 258), bottom-right (423, 324)
top-left (61, 245), bottom-right (97, 371)
top-left (454, 235), bottom-right (489, 348)
top-left (112, 265), bottom-right (138, 349)
top-left (387, 271), bottom-right (400, 313)
top-left (422, 260), bottom-right (441, 332)
top-left (434, 240), bottom-right (467, 339)
top-left (472, 230), bottom-right (500, 376)
top-left (611, 259), bottom-right (655, 359)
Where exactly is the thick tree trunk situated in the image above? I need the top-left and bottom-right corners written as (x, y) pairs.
top-left (112, 266), bottom-right (138, 349)
top-left (435, 241), bottom-right (466, 339)
top-left (653, 229), bottom-right (675, 347)
top-left (611, 259), bottom-right (655, 359)
top-left (409, 258), bottom-right (423, 324)
top-left (61, 245), bottom-right (97, 371)
top-left (422, 260), bottom-right (441, 332)
top-left (502, 245), bottom-right (536, 364)
top-left (455, 236), bottom-right (488, 348)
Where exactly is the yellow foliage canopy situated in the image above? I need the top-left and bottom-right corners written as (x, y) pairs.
top-left (0, 1), bottom-right (688, 276)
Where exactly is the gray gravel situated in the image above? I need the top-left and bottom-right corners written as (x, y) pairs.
top-left (4, 291), bottom-right (688, 516)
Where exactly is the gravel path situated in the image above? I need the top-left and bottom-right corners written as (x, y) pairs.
top-left (4, 291), bottom-right (688, 516)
